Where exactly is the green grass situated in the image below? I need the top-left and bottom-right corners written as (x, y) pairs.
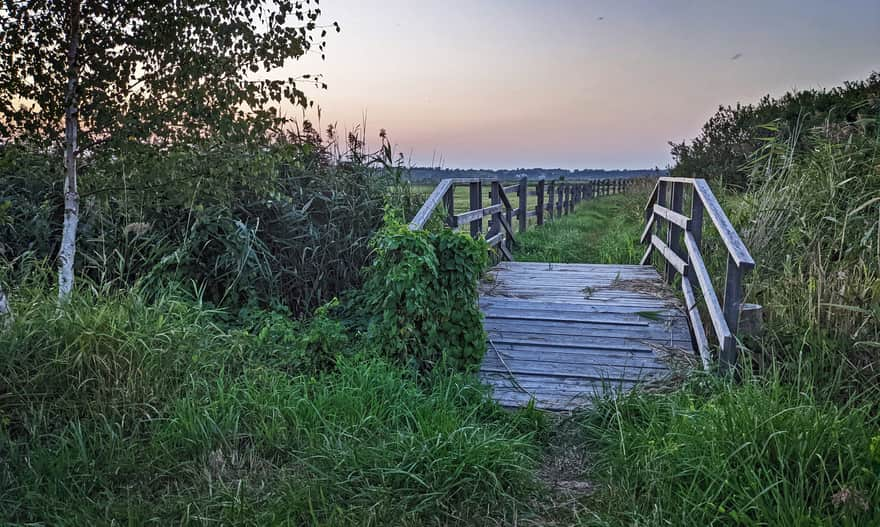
top-left (512, 193), bottom-right (644, 264)
top-left (581, 375), bottom-right (880, 526)
top-left (0, 287), bottom-right (541, 525)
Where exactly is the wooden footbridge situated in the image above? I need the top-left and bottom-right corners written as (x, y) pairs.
top-left (409, 176), bottom-right (754, 410)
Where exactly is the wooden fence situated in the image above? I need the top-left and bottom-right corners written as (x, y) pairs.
top-left (640, 177), bottom-right (755, 372)
top-left (409, 177), bottom-right (638, 259)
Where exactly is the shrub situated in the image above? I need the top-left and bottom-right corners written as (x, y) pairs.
top-left (357, 215), bottom-right (489, 373)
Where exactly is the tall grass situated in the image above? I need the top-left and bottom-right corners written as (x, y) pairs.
top-left (581, 375), bottom-right (880, 526)
top-left (0, 287), bottom-right (540, 525)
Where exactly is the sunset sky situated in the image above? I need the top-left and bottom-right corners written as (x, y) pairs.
top-left (292, 0), bottom-right (880, 169)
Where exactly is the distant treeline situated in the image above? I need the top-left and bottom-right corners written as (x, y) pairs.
top-left (407, 167), bottom-right (665, 183)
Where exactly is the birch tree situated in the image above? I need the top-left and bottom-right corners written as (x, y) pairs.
top-left (0, 0), bottom-right (336, 299)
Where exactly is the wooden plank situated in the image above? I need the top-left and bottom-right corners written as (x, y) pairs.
top-left (481, 361), bottom-right (662, 382)
top-left (484, 347), bottom-right (666, 370)
top-left (684, 231), bottom-right (733, 346)
top-left (485, 322), bottom-right (690, 341)
top-left (479, 298), bottom-right (688, 316)
top-left (692, 179), bottom-right (755, 269)
top-left (494, 262), bottom-right (657, 271)
top-left (469, 181), bottom-right (483, 238)
top-left (498, 237), bottom-right (514, 260)
top-left (681, 276), bottom-right (711, 370)
top-left (640, 214), bottom-right (656, 244)
top-left (487, 330), bottom-right (694, 349)
top-left (490, 336), bottom-right (671, 355)
top-left (653, 204), bottom-right (690, 230)
top-left (486, 233), bottom-right (503, 247)
top-left (454, 204), bottom-right (502, 226)
top-left (650, 234), bottom-right (687, 276)
top-left (409, 179), bottom-right (452, 230)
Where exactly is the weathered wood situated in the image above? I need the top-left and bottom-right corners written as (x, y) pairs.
top-left (479, 262), bottom-right (694, 410)
top-left (517, 177), bottom-right (528, 233)
top-left (469, 181), bottom-right (483, 238)
top-left (536, 178), bottom-right (545, 225)
top-left (683, 232), bottom-right (733, 350)
top-left (409, 179), bottom-right (453, 230)
top-left (547, 180), bottom-right (555, 221)
top-left (666, 182), bottom-right (685, 283)
top-left (720, 254), bottom-right (743, 371)
top-left (739, 303), bottom-right (764, 336)
top-left (692, 179), bottom-right (755, 270)
top-left (681, 276), bottom-right (711, 369)
top-left (652, 204), bottom-right (690, 231)
top-left (650, 235), bottom-right (687, 276)
top-left (454, 204), bottom-right (502, 226)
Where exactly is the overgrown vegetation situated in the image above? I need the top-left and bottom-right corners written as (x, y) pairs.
top-left (0, 287), bottom-right (539, 525)
top-left (505, 76), bottom-right (880, 525)
top-left (357, 214), bottom-right (490, 373)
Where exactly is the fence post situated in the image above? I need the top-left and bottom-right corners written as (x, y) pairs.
top-left (490, 181), bottom-right (501, 240)
top-left (666, 181), bottom-right (684, 283)
top-left (721, 259), bottom-right (744, 372)
top-left (517, 176), bottom-right (527, 233)
top-left (536, 178), bottom-right (545, 225)
top-left (469, 181), bottom-right (482, 238)
top-left (556, 183), bottom-right (563, 217)
top-left (443, 185), bottom-right (455, 228)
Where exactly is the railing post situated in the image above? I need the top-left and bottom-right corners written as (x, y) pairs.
top-left (536, 178), bottom-right (545, 225)
top-left (443, 185), bottom-right (455, 228)
top-left (469, 181), bottom-right (482, 238)
top-left (490, 181), bottom-right (501, 238)
top-left (517, 176), bottom-right (527, 233)
top-left (556, 183), bottom-right (563, 217)
top-left (721, 258), bottom-right (744, 372)
top-left (666, 181), bottom-right (684, 283)
top-left (505, 186), bottom-right (514, 241)
top-left (547, 180), bottom-right (555, 221)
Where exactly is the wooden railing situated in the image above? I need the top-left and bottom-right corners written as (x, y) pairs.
top-left (640, 177), bottom-right (755, 372)
top-left (409, 177), bottom-right (636, 259)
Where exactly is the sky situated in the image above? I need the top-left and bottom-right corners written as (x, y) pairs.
top-left (288, 0), bottom-right (880, 170)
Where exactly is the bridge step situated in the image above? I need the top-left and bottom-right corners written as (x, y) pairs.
top-left (479, 261), bottom-right (695, 411)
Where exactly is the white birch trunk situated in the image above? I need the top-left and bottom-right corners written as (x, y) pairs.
top-left (0, 282), bottom-right (10, 323)
top-left (58, 1), bottom-right (81, 301)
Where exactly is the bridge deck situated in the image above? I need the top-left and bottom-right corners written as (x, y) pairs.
top-left (478, 262), bottom-right (694, 410)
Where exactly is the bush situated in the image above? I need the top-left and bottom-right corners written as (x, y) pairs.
top-left (357, 215), bottom-right (490, 373)
top-left (670, 71), bottom-right (880, 188)
top-left (0, 133), bottom-right (417, 316)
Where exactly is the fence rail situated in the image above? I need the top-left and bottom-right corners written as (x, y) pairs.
top-left (409, 176), bottom-right (639, 259)
top-left (640, 177), bottom-right (755, 372)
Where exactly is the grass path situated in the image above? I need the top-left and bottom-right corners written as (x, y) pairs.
top-left (512, 194), bottom-right (644, 265)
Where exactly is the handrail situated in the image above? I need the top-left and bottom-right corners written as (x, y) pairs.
top-left (408, 175), bottom-right (645, 260)
top-left (640, 176), bottom-right (755, 372)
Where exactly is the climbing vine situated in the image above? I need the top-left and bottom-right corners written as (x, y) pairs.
top-left (359, 212), bottom-right (489, 373)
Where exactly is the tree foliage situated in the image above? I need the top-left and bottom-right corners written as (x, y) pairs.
top-left (0, 0), bottom-right (337, 147)
top-left (670, 72), bottom-right (880, 188)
